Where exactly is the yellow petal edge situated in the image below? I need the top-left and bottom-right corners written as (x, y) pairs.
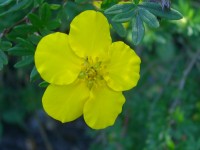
top-left (35, 32), bottom-right (82, 85)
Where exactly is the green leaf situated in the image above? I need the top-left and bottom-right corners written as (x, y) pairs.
top-left (101, 0), bottom-right (119, 10)
top-left (28, 13), bottom-right (44, 28)
top-left (112, 9), bottom-right (135, 23)
top-left (139, 2), bottom-right (183, 20)
top-left (46, 20), bottom-right (61, 30)
top-left (139, 8), bottom-right (159, 28)
top-left (165, 135), bottom-right (175, 150)
top-left (30, 66), bottom-right (40, 82)
top-left (134, 0), bottom-right (140, 5)
top-left (0, 50), bottom-right (8, 70)
top-left (106, 15), bottom-right (126, 37)
top-left (16, 37), bottom-right (35, 51)
top-left (0, 41), bottom-right (12, 51)
top-left (50, 4), bottom-right (61, 10)
top-left (39, 3), bottom-right (51, 23)
top-left (7, 25), bottom-right (36, 41)
top-left (132, 14), bottom-right (145, 45)
top-left (105, 3), bottom-right (134, 15)
top-left (0, 0), bottom-right (12, 7)
top-left (0, 0), bottom-right (33, 17)
top-left (39, 81), bottom-right (49, 88)
top-left (35, 0), bottom-right (44, 5)
top-left (14, 56), bottom-right (34, 68)
top-left (2, 110), bottom-right (24, 124)
top-left (173, 107), bottom-right (184, 123)
top-left (14, 24), bottom-right (36, 34)
top-left (8, 46), bottom-right (34, 56)
top-left (28, 34), bottom-right (42, 45)
top-left (0, 50), bottom-right (8, 65)
top-left (39, 28), bottom-right (52, 36)
top-left (75, 0), bottom-right (90, 4)
top-left (111, 22), bottom-right (126, 37)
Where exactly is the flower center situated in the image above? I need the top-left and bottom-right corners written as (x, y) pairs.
top-left (78, 57), bottom-right (104, 89)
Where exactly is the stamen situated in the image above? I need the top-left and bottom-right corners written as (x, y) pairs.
top-left (78, 71), bottom-right (86, 79)
top-left (78, 56), bottom-right (104, 89)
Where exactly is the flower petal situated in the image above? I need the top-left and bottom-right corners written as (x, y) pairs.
top-left (104, 41), bottom-right (141, 91)
top-left (42, 80), bottom-right (90, 123)
top-left (69, 10), bottom-right (111, 58)
top-left (35, 32), bottom-right (82, 85)
top-left (83, 83), bottom-right (125, 129)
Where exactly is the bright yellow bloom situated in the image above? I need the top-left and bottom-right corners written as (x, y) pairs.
top-left (35, 10), bottom-right (141, 129)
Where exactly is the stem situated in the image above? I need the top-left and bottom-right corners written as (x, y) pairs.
top-left (34, 113), bottom-right (53, 150)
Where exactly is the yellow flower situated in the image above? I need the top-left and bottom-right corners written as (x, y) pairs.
top-left (35, 10), bottom-right (141, 129)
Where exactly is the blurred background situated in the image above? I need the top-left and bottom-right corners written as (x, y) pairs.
top-left (0, 0), bottom-right (200, 150)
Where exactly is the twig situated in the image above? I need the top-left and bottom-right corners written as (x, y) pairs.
top-left (0, 7), bottom-right (36, 39)
top-left (34, 112), bottom-right (53, 150)
top-left (0, 17), bottom-right (27, 39)
top-left (179, 51), bottom-right (200, 91)
top-left (147, 62), bottom-right (177, 121)
top-left (169, 50), bottom-right (200, 112)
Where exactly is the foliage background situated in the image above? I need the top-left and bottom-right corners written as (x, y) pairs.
top-left (0, 0), bottom-right (200, 150)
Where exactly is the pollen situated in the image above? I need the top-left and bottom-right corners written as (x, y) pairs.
top-left (78, 57), bottom-right (104, 89)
